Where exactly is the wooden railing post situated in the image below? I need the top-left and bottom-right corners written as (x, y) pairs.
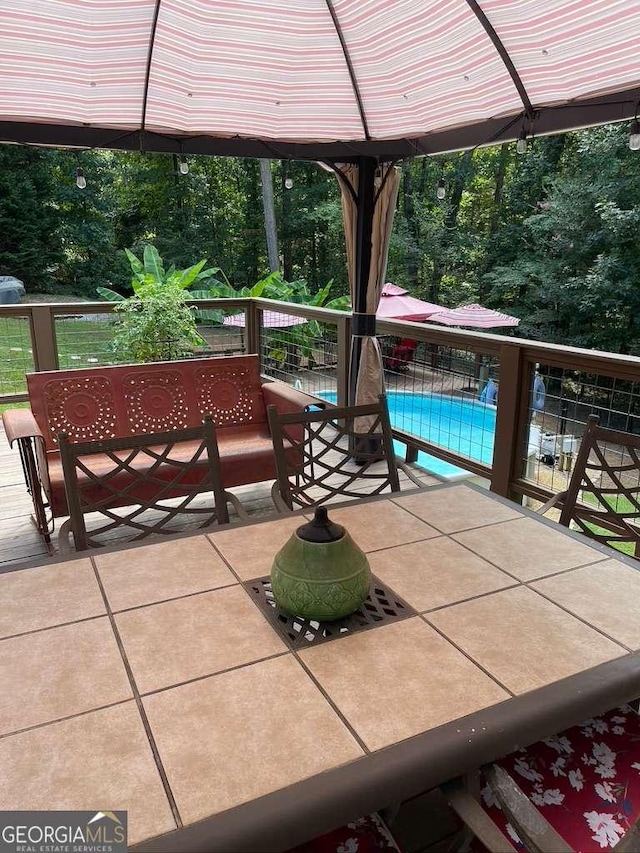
top-left (336, 315), bottom-right (351, 407)
top-left (245, 301), bottom-right (260, 362)
top-left (30, 306), bottom-right (59, 371)
top-left (491, 343), bottom-right (531, 500)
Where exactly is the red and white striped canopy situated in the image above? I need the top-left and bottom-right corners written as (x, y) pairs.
top-left (428, 303), bottom-right (520, 328)
top-left (0, 0), bottom-right (638, 159)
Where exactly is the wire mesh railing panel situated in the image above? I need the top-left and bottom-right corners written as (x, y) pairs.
top-left (520, 362), bottom-right (640, 502)
top-left (195, 324), bottom-right (246, 357)
top-left (6, 296), bottom-right (640, 508)
top-left (0, 314), bottom-right (35, 397)
top-left (259, 319), bottom-right (339, 400)
top-left (380, 338), bottom-right (500, 480)
top-left (54, 313), bottom-right (119, 370)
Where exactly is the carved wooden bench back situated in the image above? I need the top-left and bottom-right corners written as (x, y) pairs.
top-left (27, 355), bottom-right (266, 451)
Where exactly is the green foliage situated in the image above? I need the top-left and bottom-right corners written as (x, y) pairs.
top-left (191, 269), bottom-right (349, 365)
top-left (109, 245), bottom-right (207, 363)
top-left (189, 268), bottom-right (288, 323)
top-left (252, 273), bottom-right (349, 365)
top-left (484, 126), bottom-right (640, 353)
top-left (0, 147), bottom-right (62, 291)
top-left (192, 269), bottom-right (348, 323)
top-left (99, 244), bottom-right (221, 302)
top-left (0, 126), bottom-right (639, 358)
top-left (51, 150), bottom-right (129, 297)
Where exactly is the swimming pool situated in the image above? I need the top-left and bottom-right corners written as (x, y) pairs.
top-left (318, 390), bottom-right (496, 479)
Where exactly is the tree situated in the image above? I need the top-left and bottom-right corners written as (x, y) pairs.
top-left (485, 126), bottom-right (640, 353)
top-left (1, 125), bottom-right (638, 358)
top-left (259, 159), bottom-right (279, 272)
top-left (0, 146), bottom-right (62, 292)
top-left (52, 149), bottom-right (127, 296)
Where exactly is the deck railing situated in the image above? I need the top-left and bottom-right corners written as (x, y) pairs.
top-left (2, 298), bottom-right (639, 507)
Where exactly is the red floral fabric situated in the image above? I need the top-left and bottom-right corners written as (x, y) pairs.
top-left (479, 705), bottom-right (640, 851)
top-left (286, 813), bottom-right (401, 853)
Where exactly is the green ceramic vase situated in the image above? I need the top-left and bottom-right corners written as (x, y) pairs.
top-left (270, 506), bottom-right (371, 621)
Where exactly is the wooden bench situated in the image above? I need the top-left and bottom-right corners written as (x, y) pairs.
top-left (2, 354), bottom-right (315, 549)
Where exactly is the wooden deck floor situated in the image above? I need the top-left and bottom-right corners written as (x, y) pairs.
top-left (0, 424), bottom-right (51, 567)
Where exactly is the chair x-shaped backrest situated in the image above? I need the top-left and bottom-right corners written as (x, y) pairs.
top-left (559, 414), bottom-right (640, 556)
top-left (59, 415), bottom-right (230, 550)
top-left (267, 396), bottom-right (402, 511)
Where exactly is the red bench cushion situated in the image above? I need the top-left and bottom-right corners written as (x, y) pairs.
top-left (478, 705), bottom-right (640, 852)
top-left (286, 813), bottom-right (402, 852)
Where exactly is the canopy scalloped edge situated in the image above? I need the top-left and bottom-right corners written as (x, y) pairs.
top-left (0, 86), bottom-right (637, 162)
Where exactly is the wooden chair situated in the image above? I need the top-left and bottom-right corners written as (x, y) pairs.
top-left (539, 414), bottom-right (640, 557)
top-left (58, 416), bottom-right (245, 550)
top-left (442, 704), bottom-right (640, 852)
top-left (266, 395), bottom-right (423, 512)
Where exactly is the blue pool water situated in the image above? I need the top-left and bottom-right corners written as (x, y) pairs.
top-left (318, 391), bottom-right (496, 479)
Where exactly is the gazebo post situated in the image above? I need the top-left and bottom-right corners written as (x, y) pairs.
top-left (349, 155), bottom-right (377, 406)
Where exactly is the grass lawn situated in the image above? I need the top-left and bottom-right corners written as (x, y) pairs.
top-left (581, 492), bottom-right (637, 556)
top-left (55, 317), bottom-right (117, 369)
top-left (0, 402), bottom-right (29, 415)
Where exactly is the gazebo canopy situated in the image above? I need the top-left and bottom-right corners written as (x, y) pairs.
top-left (0, 0), bottom-right (638, 160)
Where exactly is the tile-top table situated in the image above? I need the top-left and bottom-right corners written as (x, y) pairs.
top-left (2, 483), bottom-right (640, 852)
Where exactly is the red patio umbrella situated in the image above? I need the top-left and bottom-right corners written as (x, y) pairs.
top-left (427, 303), bottom-right (520, 329)
top-left (223, 311), bottom-right (307, 329)
top-left (376, 284), bottom-right (441, 322)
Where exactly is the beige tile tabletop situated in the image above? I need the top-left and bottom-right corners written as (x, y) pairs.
top-left (0, 484), bottom-right (638, 850)
top-left (367, 535), bottom-right (516, 611)
top-left (115, 585), bottom-right (287, 693)
top-left (0, 617), bottom-right (132, 735)
top-left (0, 702), bottom-right (176, 846)
top-left (318, 500), bottom-right (440, 551)
top-left (394, 484), bottom-right (523, 533)
top-left (298, 617), bottom-right (509, 751)
top-left (453, 515), bottom-right (604, 580)
top-left (531, 559), bottom-right (640, 649)
top-left (143, 655), bottom-right (364, 824)
top-left (208, 514), bottom-right (302, 580)
top-left (427, 585), bottom-right (626, 695)
top-left (0, 558), bottom-right (104, 638)
top-left (95, 536), bottom-right (236, 611)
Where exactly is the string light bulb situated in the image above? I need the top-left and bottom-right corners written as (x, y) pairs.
top-left (436, 177), bottom-right (446, 200)
top-left (516, 129), bottom-right (528, 155)
top-left (75, 167), bottom-right (86, 190)
top-left (282, 160), bottom-right (292, 190)
top-left (629, 119), bottom-right (640, 151)
top-left (178, 155), bottom-right (189, 175)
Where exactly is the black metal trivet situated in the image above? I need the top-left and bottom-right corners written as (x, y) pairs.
top-left (245, 576), bottom-right (416, 650)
